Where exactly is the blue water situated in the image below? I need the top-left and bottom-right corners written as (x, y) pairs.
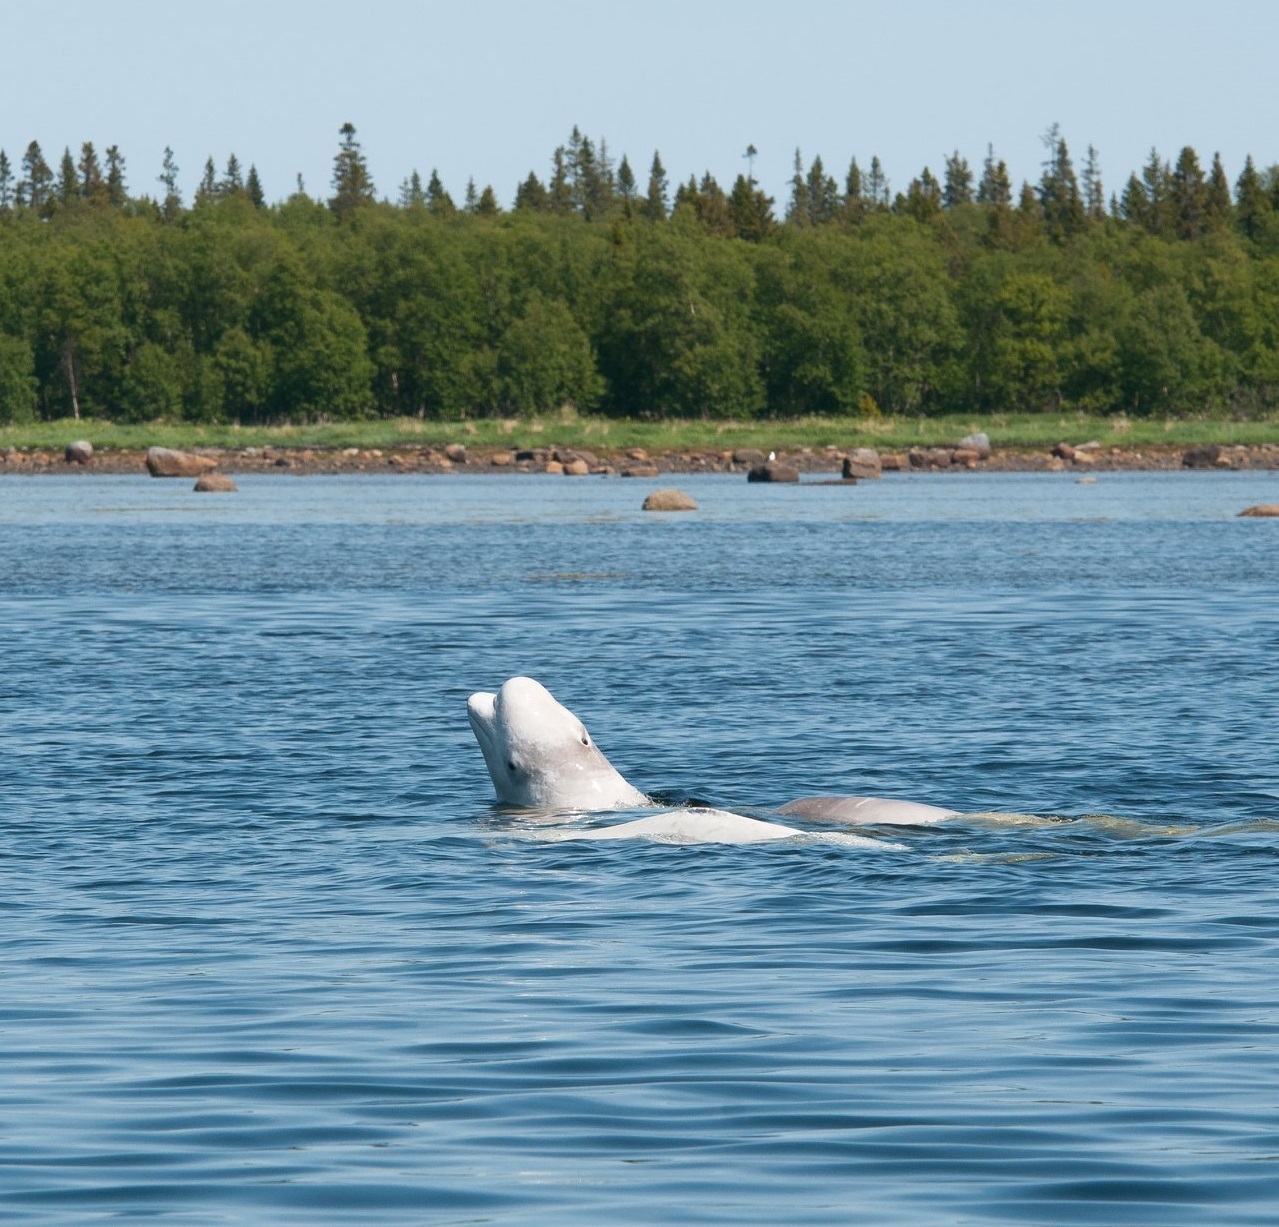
top-left (2, 470), bottom-right (1278, 1225)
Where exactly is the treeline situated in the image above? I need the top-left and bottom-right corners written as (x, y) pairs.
top-left (2, 123), bottom-right (1279, 424)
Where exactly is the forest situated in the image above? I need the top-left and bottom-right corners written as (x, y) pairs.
top-left (1, 123), bottom-right (1279, 425)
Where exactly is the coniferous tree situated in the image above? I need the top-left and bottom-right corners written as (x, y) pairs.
top-left (426, 168), bottom-right (455, 217)
top-left (1170, 146), bottom-right (1207, 240)
top-left (0, 150), bottom-right (12, 213)
top-left (196, 157), bottom-right (217, 203)
top-left (899, 167), bottom-right (942, 222)
top-left (842, 157), bottom-right (865, 223)
top-left (1204, 153), bottom-right (1232, 231)
top-left (864, 156), bottom-right (889, 210)
top-left (976, 144), bottom-right (1011, 207)
top-left (805, 154), bottom-right (838, 225)
top-left (1139, 148), bottom-right (1171, 235)
top-left (246, 164), bottom-right (265, 208)
top-left (1234, 155), bottom-right (1270, 240)
top-left (942, 150), bottom-right (973, 208)
top-left (548, 147), bottom-right (572, 215)
top-left (158, 147), bottom-right (182, 219)
top-left (222, 153), bottom-right (244, 195)
top-left (1082, 146), bottom-right (1105, 221)
top-left (644, 151), bottom-right (668, 220)
top-left (514, 171), bottom-right (548, 212)
top-left (330, 122), bottom-right (375, 218)
top-left (476, 184), bottom-right (499, 216)
top-left (617, 154), bottom-right (636, 202)
top-left (693, 171), bottom-right (733, 235)
top-left (56, 148), bottom-right (79, 209)
top-left (786, 149), bottom-right (811, 226)
top-left (727, 173), bottom-right (775, 240)
top-left (78, 142), bottom-right (105, 205)
top-left (1119, 173), bottom-right (1150, 230)
top-left (1038, 127), bottom-right (1083, 240)
top-left (463, 177), bottom-right (478, 213)
top-left (20, 141), bottom-right (53, 214)
top-left (104, 145), bottom-right (126, 206)
top-left (399, 169), bottom-right (426, 208)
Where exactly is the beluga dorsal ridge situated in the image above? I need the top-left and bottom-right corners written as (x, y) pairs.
top-left (466, 676), bottom-right (650, 810)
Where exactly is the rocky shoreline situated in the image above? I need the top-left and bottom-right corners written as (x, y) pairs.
top-left (4, 439), bottom-right (1279, 477)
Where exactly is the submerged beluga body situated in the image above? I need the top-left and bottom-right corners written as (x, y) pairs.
top-left (465, 676), bottom-right (955, 845)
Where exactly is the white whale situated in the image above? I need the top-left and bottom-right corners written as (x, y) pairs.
top-left (466, 676), bottom-right (956, 838)
top-left (467, 676), bottom-right (650, 810)
top-left (777, 795), bottom-right (958, 826)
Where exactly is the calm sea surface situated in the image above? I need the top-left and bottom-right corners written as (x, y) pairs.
top-left (2, 469), bottom-right (1278, 1225)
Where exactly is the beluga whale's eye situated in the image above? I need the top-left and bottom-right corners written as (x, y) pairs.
top-left (580, 730), bottom-right (590, 746)
top-left (506, 759), bottom-right (518, 774)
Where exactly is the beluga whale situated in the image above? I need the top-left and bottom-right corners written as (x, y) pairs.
top-left (464, 677), bottom-right (938, 846)
top-left (467, 676), bottom-right (650, 810)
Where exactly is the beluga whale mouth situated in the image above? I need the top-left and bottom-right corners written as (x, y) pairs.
top-left (466, 676), bottom-right (650, 810)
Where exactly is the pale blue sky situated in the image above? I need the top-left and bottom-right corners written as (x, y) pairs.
top-left (3, 0), bottom-right (1277, 209)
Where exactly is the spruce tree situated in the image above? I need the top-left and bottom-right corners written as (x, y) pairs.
top-left (864, 156), bottom-right (889, 210)
top-left (1082, 146), bottom-right (1105, 221)
top-left (1204, 153), bottom-right (1232, 230)
top-left (158, 147), bottom-right (182, 219)
top-left (56, 147), bottom-right (79, 208)
top-left (464, 177), bottom-right (478, 213)
top-left (514, 171), bottom-right (548, 212)
top-left (1037, 128), bottom-right (1083, 240)
top-left (399, 169), bottom-right (426, 208)
top-left (20, 141), bottom-right (53, 214)
top-left (0, 150), bottom-right (12, 213)
top-left (617, 154), bottom-right (636, 202)
top-left (426, 168), bottom-right (455, 217)
top-left (695, 171), bottom-right (733, 235)
top-left (976, 145), bottom-right (1011, 207)
top-left (644, 151), bottom-right (668, 220)
top-left (329, 122), bottom-right (375, 219)
top-left (1139, 148), bottom-right (1171, 235)
top-left (805, 154), bottom-right (838, 225)
top-left (942, 150), bottom-right (973, 208)
top-left (1119, 172), bottom-right (1150, 230)
top-left (548, 147), bottom-right (573, 215)
top-left (727, 173), bottom-right (775, 240)
top-left (104, 146), bottom-right (126, 207)
top-left (842, 157), bottom-right (865, 222)
top-left (222, 153), bottom-right (244, 195)
top-left (476, 184), bottom-right (499, 216)
top-left (78, 142), bottom-right (105, 205)
top-left (786, 148), bottom-right (811, 226)
top-left (196, 157), bottom-right (217, 203)
top-left (246, 164), bottom-right (265, 208)
top-left (1234, 155), bottom-right (1270, 240)
top-left (1169, 146), bottom-right (1207, 240)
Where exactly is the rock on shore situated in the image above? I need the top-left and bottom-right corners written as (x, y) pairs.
top-left (146, 447), bottom-right (219, 477)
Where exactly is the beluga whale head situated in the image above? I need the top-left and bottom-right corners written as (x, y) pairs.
top-left (466, 677), bottom-right (650, 810)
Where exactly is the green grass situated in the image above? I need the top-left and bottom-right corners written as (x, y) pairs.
top-left (3, 412), bottom-right (1278, 454)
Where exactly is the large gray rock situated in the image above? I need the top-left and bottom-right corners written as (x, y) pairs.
top-left (1182, 445), bottom-right (1221, 469)
top-left (733, 448), bottom-right (768, 466)
top-left (146, 447), bottom-right (219, 477)
top-left (747, 461), bottom-right (800, 483)
top-left (65, 440), bottom-right (94, 464)
top-left (958, 431), bottom-right (991, 457)
top-left (443, 443), bottom-right (468, 463)
top-left (642, 488), bottom-right (698, 511)
top-left (193, 472), bottom-right (238, 492)
top-left (842, 448), bottom-right (882, 480)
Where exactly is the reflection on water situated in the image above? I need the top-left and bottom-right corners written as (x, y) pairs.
top-left (1, 472), bottom-right (1277, 1225)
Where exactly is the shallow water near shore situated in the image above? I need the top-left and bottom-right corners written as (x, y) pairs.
top-left (2, 470), bottom-right (1278, 1225)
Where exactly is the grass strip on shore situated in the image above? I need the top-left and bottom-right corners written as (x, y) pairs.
top-left (2, 412), bottom-right (1278, 455)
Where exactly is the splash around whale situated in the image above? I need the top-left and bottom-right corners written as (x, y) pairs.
top-left (466, 676), bottom-right (957, 844)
